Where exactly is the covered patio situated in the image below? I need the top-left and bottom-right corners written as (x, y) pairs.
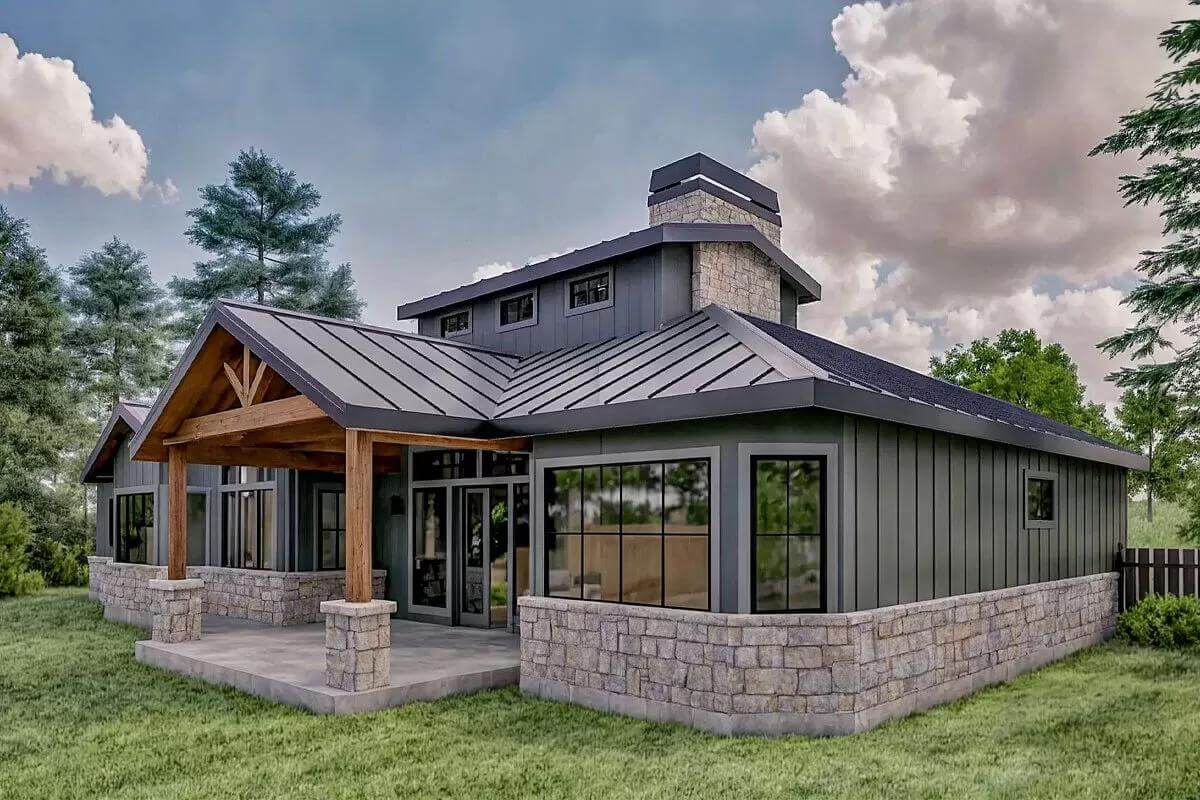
top-left (129, 300), bottom-right (528, 696)
top-left (136, 613), bottom-right (520, 714)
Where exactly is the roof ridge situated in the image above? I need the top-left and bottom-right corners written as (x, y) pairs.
top-left (216, 299), bottom-right (522, 360)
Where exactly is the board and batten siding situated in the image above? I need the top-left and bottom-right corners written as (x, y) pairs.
top-left (840, 416), bottom-right (1127, 612)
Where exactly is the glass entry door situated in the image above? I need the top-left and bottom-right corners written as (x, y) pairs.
top-left (458, 487), bottom-right (512, 628)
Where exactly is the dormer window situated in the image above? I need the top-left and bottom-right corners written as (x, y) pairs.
top-left (565, 268), bottom-right (614, 316)
top-left (440, 309), bottom-right (471, 338)
top-left (497, 289), bottom-right (537, 331)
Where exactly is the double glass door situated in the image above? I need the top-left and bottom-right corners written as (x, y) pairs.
top-left (459, 488), bottom-right (509, 628)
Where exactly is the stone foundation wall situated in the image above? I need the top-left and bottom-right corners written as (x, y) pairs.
top-left (519, 572), bottom-right (1118, 736)
top-left (88, 557), bottom-right (387, 628)
top-left (191, 566), bottom-right (386, 626)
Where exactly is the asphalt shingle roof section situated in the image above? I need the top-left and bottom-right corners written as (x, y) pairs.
top-left (744, 314), bottom-right (1127, 452)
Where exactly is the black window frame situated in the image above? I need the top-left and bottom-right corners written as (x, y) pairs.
top-left (565, 269), bottom-right (613, 315)
top-left (543, 457), bottom-right (711, 611)
top-left (482, 451), bottom-right (530, 478)
top-left (749, 455), bottom-right (827, 613)
top-left (497, 289), bottom-right (537, 331)
top-left (115, 491), bottom-right (154, 565)
top-left (413, 449), bottom-right (478, 481)
top-left (317, 488), bottom-right (346, 570)
top-left (221, 487), bottom-right (276, 570)
top-left (439, 308), bottom-right (471, 338)
top-left (1024, 470), bottom-right (1057, 529)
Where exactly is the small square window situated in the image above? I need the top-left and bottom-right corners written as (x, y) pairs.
top-left (440, 310), bottom-right (471, 337)
top-left (568, 273), bottom-right (610, 310)
top-left (1025, 472), bottom-right (1056, 528)
top-left (498, 291), bottom-right (535, 328)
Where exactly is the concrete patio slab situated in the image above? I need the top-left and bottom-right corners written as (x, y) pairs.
top-left (135, 614), bottom-right (520, 714)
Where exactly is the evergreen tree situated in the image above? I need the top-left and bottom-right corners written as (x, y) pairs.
top-left (1115, 388), bottom-right (1190, 522)
top-left (1092, 7), bottom-right (1200, 400)
top-left (0, 207), bottom-right (87, 548)
top-left (66, 237), bottom-right (172, 412)
top-left (170, 148), bottom-right (363, 335)
top-left (930, 329), bottom-right (1117, 442)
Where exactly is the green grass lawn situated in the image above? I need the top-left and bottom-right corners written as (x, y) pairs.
top-left (2, 590), bottom-right (1199, 800)
top-left (1127, 499), bottom-right (1191, 547)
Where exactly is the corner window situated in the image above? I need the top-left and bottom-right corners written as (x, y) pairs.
top-left (1025, 471), bottom-right (1056, 528)
top-left (439, 309), bottom-right (471, 337)
top-left (567, 271), bottom-right (611, 312)
top-left (544, 458), bottom-right (709, 610)
top-left (751, 456), bottom-right (824, 613)
top-left (498, 290), bottom-right (536, 330)
top-left (318, 489), bottom-right (346, 570)
top-left (115, 492), bottom-right (153, 565)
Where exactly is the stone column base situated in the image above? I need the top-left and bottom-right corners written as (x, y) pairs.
top-left (147, 579), bottom-right (203, 643)
top-left (321, 599), bottom-right (397, 692)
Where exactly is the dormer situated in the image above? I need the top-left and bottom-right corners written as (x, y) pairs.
top-left (396, 154), bottom-right (820, 356)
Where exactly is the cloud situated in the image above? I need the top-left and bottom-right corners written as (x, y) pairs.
top-left (750, 0), bottom-right (1177, 407)
top-left (471, 261), bottom-right (517, 283)
top-left (0, 33), bottom-right (150, 197)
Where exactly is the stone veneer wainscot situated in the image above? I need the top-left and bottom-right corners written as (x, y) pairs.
top-left (88, 557), bottom-right (386, 628)
top-left (518, 572), bottom-right (1118, 736)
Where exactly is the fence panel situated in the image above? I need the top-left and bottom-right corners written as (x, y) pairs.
top-left (1119, 548), bottom-right (1200, 610)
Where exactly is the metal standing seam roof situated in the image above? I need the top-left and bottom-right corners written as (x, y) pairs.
top-left (79, 400), bottom-right (152, 482)
top-left (128, 299), bottom-right (1147, 471)
top-left (393, 222), bottom-right (822, 320)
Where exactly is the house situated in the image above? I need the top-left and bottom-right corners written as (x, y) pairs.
top-left (83, 153), bottom-right (1145, 734)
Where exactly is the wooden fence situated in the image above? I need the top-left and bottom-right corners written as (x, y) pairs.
top-left (1118, 548), bottom-right (1200, 611)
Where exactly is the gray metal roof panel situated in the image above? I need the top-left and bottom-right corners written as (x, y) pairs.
top-left (648, 153), bottom-right (780, 213)
top-left (80, 401), bottom-right (151, 482)
top-left (394, 223), bottom-right (821, 319)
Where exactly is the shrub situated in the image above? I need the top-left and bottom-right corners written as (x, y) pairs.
top-left (26, 537), bottom-right (88, 587)
top-left (1117, 593), bottom-right (1200, 648)
top-left (0, 502), bottom-right (43, 597)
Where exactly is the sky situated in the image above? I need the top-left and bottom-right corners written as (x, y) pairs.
top-left (0, 0), bottom-right (1183, 408)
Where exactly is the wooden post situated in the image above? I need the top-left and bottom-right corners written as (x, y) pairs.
top-left (345, 428), bottom-right (373, 602)
top-left (167, 445), bottom-right (187, 580)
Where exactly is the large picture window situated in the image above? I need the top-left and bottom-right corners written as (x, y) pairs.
top-left (545, 458), bottom-right (709, 610)
top-left (116, 492), bottom-right (153, 564)
top-left (221, 488), bottom-right (275, 570)
top-left (186, 493), bottom-right (207, 567)
top-left (751, 456), bottom-right (824, 612)
top-left (318, 489), bottom-right (346, 570)
top-left (413, 488), bottom-right (448, 608)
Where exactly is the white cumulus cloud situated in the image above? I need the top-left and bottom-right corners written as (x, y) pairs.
top-left (749, 0), bottom-right (1178, 406)
top-left (0, 33), bottom-right (153, 197)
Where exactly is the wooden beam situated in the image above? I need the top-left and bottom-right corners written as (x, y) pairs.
top-left (165, 395), bottom-right (327, 446)
top-left (183, 442), bottom-right (347, 472)
top-left (345, 428), bottom-right (373, 602)
top-left (365, 429), bottom-right (531, 452)
top-left (167, 446), bottom-right (187, 580)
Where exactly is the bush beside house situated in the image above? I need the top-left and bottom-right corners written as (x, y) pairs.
top-left (1117, 594), bottom-right (1200, 649)
top-left (0, 502), bottom-right (45, 597)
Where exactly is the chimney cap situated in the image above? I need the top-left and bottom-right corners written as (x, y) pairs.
top-left (649, 153), bottom-right (779, 213)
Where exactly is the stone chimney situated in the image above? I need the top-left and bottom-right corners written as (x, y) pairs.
top-left (647, 153), bottom-right (786, 322)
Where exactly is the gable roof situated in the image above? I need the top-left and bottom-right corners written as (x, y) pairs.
top-left (80, 401), bottom-right (151, 483)
top-left (394, 223), bottom-right (822, 320)
top-left (130, 300), bottom-right (1146, 471)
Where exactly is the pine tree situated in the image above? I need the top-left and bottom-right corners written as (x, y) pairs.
top-left (66, 237), bottom-right (172, 412)
top-left (170, 148), bottom-right (363, 335)
top-left (0, 207), bottom-right (86, 544)
top-left (1092, 7), bottom-right (1200, 399)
